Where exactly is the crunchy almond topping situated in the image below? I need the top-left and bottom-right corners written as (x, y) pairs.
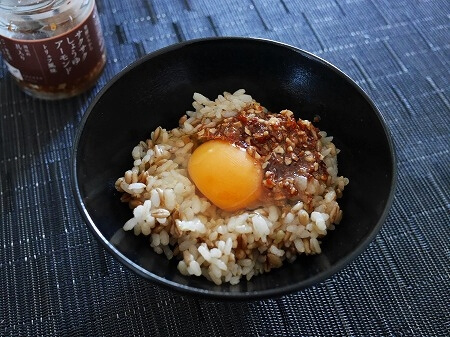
top-left (274, 145), bottom-right (285, 154)
top-left (191, 103), bottom-right (328, 203)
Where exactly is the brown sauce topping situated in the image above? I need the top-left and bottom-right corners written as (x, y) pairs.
top-left (195, 102), bottom-right (329, 204)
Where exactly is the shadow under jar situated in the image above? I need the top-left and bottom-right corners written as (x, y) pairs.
top-left (0, 0), bottom-right (106, 100)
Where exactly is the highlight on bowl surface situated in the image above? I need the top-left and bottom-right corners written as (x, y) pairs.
top-left (114, 89), bottom-right (349, 285)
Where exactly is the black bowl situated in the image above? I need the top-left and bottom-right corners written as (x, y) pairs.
top-left (72, 37), bottom-right (396, 300)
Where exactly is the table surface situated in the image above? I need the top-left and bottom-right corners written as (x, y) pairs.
top-left (1, 0), bottom-right (449, 336)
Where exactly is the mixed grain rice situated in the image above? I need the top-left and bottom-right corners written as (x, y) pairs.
top-left (115, 90), bottom-right (349, 285)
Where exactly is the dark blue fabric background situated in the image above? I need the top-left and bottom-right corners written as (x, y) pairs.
top-left (1, 1), bottom-right (449, 336)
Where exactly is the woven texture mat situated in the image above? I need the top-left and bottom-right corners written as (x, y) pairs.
top-left (1, 0), bottom-right (449, 336)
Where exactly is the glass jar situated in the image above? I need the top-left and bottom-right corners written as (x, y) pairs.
top-left (0, 0), bottom-right (106, 100)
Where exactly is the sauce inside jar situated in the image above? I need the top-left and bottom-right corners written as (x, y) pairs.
top-left (0, 0), bottom-right (106, 99)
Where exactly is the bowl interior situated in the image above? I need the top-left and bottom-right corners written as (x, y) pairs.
top-left (73, 38), bottom-right (396, 299)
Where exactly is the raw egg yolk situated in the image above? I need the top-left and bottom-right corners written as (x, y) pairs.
top-left (188, 140), bottom-right (263, 212)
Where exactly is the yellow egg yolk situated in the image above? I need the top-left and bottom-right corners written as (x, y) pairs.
top-left (187, 140), bottom-right (263, 212)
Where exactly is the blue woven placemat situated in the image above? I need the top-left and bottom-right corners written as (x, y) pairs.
top-left (1, 0), bottom-right (449, 336)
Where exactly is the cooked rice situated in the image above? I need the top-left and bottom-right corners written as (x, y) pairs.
top-left (115, 89), bottom-right (349, 285)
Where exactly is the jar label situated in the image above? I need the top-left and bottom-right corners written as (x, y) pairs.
top-left (0, 3), bottom-right (105, 89)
